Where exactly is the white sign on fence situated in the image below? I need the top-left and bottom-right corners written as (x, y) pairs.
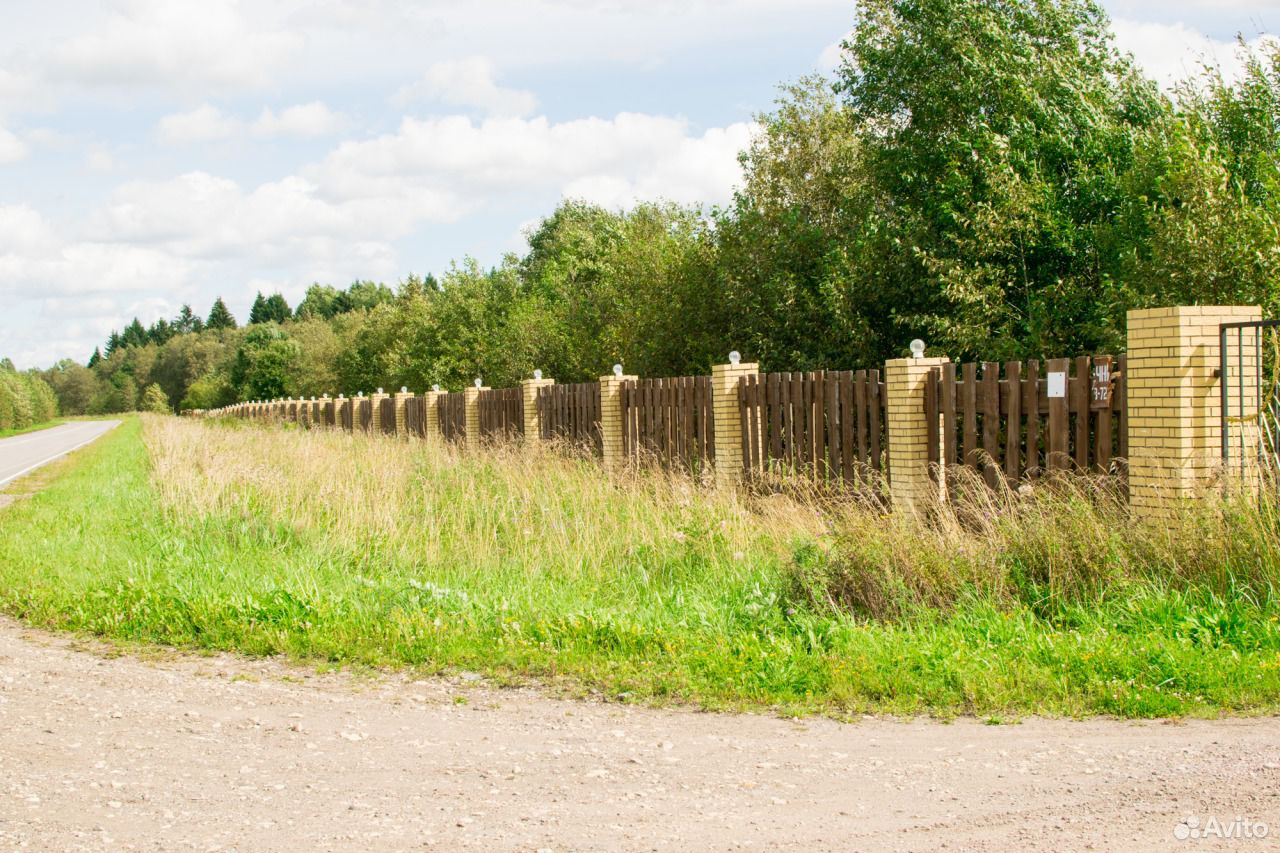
top-left (1047, 371), bottom-right (1067, 399)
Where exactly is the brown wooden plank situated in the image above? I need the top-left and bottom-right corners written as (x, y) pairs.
top-left (825, 371), bottom-right (839, 481)
top-left (981, 362), bottom-right (1000, 488)
top-left (869, 370), bottom-right (882, 473)
top-left (941, 362), bottom-right (957, 470)
top-left (1073, 355), bottom-right (1090, 470)
top-left (925, 367), bottom-right (939, 474)
top-left (854, 370), bottom-right (868, 469)
top-left (786, 373), bottom-right (801, 472)
top-left (839, 371), bottom-right (855, 484)
top-left (767, 373), bottom-right (781, 464)
top-left (1047, 357), bottom-right (1070, 470)
top-left (1094, 357), bottom-right (1113, 472)
top-left (962, 362), bottom-right (978, 469)
top-left (1004, 361), bottom-right (1021, 483)
top-left (1024, 360), bottom-right (1040, 478)
top-left (1116, 354), bottom-right (1128, 460)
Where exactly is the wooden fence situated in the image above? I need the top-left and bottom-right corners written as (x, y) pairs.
top-left (925, 355), bottom-right (1127, 488)
top-left (620, 376), bottom-right (715, 470)
top-left (379, 397), bottom-right (395, 434)
top-left (479, 387), bottom-right (524, 440)
top-left (438, 393), bottom-right (466, 442)
top-left (537, 382), bottom-right (602, 452)
top-left (738, 369), bottom-right (888, 485)
top-left (405, 396), bottom-right (427, 437)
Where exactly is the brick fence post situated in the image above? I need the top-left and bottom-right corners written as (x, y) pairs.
top-left (522, 372), bottom-right (555, 444)
top-left (423, 386), bottom-right (442, 441)
top-left (1127, 305), bottom-right (1261, 520)
top-left (353, 393), bottom-right (368, 432)
top-left (370, 388), bottom-right (388, 433)
top-left (885, 355), bottom-right (950, 512)
top-left (711, 355), bottom-right (760, 485)
top-left (600, 366), bottom-right (637, 468)
top-left (464, 381), bottom-right (487, 448)
top-left (393, 387), bottom-right (412, 436)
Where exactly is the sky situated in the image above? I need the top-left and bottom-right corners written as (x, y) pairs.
top-left (0, 0), bottom-right (1275, 369)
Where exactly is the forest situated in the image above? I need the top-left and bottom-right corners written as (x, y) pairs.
top-left (23, 0), bottom-right (1280, 415)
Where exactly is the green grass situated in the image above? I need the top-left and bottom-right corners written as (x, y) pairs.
top-left (1, 415), bottom-right (1279, 718)
top-left (0, 419), bottom-right (63, 439)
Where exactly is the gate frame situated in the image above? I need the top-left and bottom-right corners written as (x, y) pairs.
top-left (1220, 318), bottom-right (1280, 465)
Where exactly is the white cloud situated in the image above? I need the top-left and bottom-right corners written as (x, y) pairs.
top-left (313, 112), bottom-right (750, 207)
top-left (49, 0), bottom-right (301, 93)
top-left (1113, 19), bottom-right (1280, 91)
top-left (251, 102), bottom-right (349, 138)
top-left (393, 58), bottom-right (538, 118)
top-left (0, 124), bottom-right (27, 163)
top-left (156, 104), bottom-right (240, 144)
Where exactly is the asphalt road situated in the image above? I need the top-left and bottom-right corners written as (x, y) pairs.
top-left (0, 420), bottom-right (121, 489)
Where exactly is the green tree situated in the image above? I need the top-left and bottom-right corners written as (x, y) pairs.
top-left (294, 284), bottom-right (341, 320)
top-left (206, 297), bottom-right (238, 331)
top-left (141, 383), bottom-right (172, 414)
top-left (230, 323), bottom-right (300, 401)
top-left (836, 0), bottom-right (1164, 359)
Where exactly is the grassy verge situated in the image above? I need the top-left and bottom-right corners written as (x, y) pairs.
top-left (1, 416), bottom-right (1278, 718)
top-left (0, 419), bottom-right (63, 439)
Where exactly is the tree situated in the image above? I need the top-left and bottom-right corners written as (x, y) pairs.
top-left (141, 383), bottom-right (171, 414)
top-left (230, 323), bottom-right (300, 401)
top-left (104, 331), bottom-right (122, 356)
top-left (835, 0), bottom-right (1164, 359)
top-left (88, 347), bottom-right (101, 368)
top-left (294, 284), bottom-right (340, 320)
top-left (120, 318), bottom-right (149, 349)
top-left (174, 304), bottom-right (203, 334)
top-left (206, 297), bottom-right (238, 330)
top-left (249, 293), bottom-right (269, 325)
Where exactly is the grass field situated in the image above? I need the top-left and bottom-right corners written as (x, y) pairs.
top-left (1, 415), bottom-right (1279, 718)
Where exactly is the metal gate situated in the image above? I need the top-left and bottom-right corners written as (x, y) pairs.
top-left (1220, 320), bottom-right (1280, 473)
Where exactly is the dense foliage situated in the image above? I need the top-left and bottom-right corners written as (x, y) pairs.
top-left (37, 2), bottom-right (1280, 413)
top-left (0, 360), bottom-right (58, 432)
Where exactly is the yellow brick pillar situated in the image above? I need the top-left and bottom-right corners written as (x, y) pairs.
top-left (352, 393), bottom-right (368, 432)
top-left (423, 386), bottom-right (442, 440)
top-left (885, 355), bottom-right (950, 513)
top-left (393, 387), bottom-right (412, 436)
top-left (710, 354), bottom-right (760, 485)
top-left (600, 366), bottom-right (638, 468)
top-left (1127, 305), bottom-right (1262, 520)
top-left (370, 388), bottom-right (389, 434)
top-left (522, 372), bottom-right (555, 444)
top-left (464, 381), bottom-right (487, 448)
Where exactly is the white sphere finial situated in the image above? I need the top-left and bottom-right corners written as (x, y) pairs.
top-left (474, 377), bottom-right (483, 388)
top-left (613, 363), bottom-right (623, 378)
top-left (338, 393), bottom-right (344, 399)
top-left (533, 369), bottom-right (543, 381)
top-left (729, 350), bottom-right (741, 366)
top-left (432, 384), bottom-right (440, 393)
top-left (376, 387), bottom-right (384, 394)
top-left (400, 386), bottom-right (408, 393)
top-left (910, 339), bottom-right (926, 359)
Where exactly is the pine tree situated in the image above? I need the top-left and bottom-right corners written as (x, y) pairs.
top-left (206, 297), bottom-right (237, 330)
top-left (248, 292), bottom-right (270, 325)
top-left (88, 347), bottom-right (101, 368)
top-left (264, 293), bottom-right (291, 323)
top-left (148, 317), bottom-right (173, 345)
top-left (121, 318), bottom-right (148, 349)
top-left (104, 331), bottom-right (121, 356)
top-left (174, 304), bottom-right (201, 334)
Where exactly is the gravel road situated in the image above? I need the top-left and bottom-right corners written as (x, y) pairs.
top-left (1, 617), bottom-right (1276, 852)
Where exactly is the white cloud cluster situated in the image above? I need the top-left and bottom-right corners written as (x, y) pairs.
top-left (0, 125), bottom-right (26, 163)
top-left (1113, 19), bottom-right (1278, 91)
top-left (157, 101), bottom-right (350, 144)
top-left (393, 58), bottom-right (538, 118)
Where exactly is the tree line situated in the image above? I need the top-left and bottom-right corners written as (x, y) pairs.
top-left (22, 0), bottom-right (1280, 417)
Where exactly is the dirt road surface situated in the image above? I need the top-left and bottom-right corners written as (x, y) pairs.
top-left (1, 616), bottom-right (1276, 852)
